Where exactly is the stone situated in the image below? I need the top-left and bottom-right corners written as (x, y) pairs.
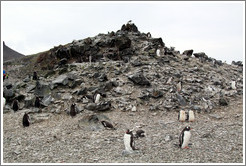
top-left (52, 74), bottom-right (69, 86)
top-left (219, 97), bottom-right (228, 106)
top-left (182, 49), bottom-right (193, 57)
top-left (128, 72), bottom-right (151, 86)
top-left (24, 94), bottom-right (35, 108)
top-left (85, 101), bottom-right (111, 112)
top-left (34, 81), bottom-right (51, 97)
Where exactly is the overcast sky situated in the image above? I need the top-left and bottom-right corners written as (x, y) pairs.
top-left (1, 1), bottom-right (245, 63)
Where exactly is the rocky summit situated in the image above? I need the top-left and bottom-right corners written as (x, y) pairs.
top-left (2, 22), bottom-right (243, 163)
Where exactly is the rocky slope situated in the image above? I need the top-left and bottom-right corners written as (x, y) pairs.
top-left (2, 22), bottom-right (243, 163)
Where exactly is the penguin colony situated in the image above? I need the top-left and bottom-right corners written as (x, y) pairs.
top-left (2, 21), bottom-right (200, 154)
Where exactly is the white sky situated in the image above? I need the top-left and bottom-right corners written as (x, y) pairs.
top-left (1, 1), bottom-right (245, 63)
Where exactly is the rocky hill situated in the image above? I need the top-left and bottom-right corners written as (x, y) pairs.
top-left (2, 22), bottom-right (243, 163)
top-left (3, 41), bottom-right (25, 62)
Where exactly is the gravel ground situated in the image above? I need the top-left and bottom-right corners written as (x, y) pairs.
top-left (3, 96), bottom-right (243, 164)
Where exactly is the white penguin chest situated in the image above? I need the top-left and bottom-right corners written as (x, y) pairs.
top-left (179, 110), bottom-right (186, 122)
top-left (182, 131), bottom-right (191, 148)
top-left (189, 111), bottom-right (195, 122)
top-left (124, 134), bottom-right (133, 151)
top-left (95, 94), bottom-right (101, 103)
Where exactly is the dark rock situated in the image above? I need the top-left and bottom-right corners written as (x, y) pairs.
top-left (85, 101), bottom-right (111, 112)
top-left (219, 97), bottom-right (228, 106)
top-left (182, 49), bottom-right (193, 57)
top-left (4, 82), bottom-right (13, 89)
top-left (58, 58), bottom-right (68, 66)
top-left (150, 89), bottom-right (163, 98)
top-left (176, 93), bottom-right (187, 106)
top-left (193, 52), bottom-right (208, 59)
top-left (232, 61), bottom-right (243, 66)
top-left (128, 72), bottom-right (151, 86)
top-left (98, 73), bottom-right (108, 82)
top-left (121, 22), bottom-right (139, 32)
top-left (77, 87), bottom-right (88, 96)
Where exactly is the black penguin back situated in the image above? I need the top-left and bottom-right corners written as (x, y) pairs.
top-left (35, 97), bottom-right (40, 108)
top-left (101, 120), bottom-right (115, 129)
top-left (23, 113), bottom-right (30, 127)
top-left (70, 103), bottom-right (76, 117)
top-left (13, 100), bottom-right (19, 112)
top-left (33, 71), bottom-right (38, 80)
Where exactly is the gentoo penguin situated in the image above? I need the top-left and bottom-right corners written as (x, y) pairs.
top-left (33, 71), bottom-right (38, 80)
top-left (177, 81), bottom-right (182, 92)
top-left (12, 99), bottom-right (19, 112)
top-left (127, 20), bottom-right (132, 25)
top-left (70, 103), bottom-right (77, 117)
top-left (178, 110), bottom-right (186, 122)
top-left (188, 110), bottom-right (195, 122)
top-left (231, 81), bottom-right (236, 90)
top-left (135, 129), bottom-right (145, 138)
top-left (23, 112), bottom-right (30, 127)
top-left (3, 97), bottom-right (6, 108)
top-left (146, 32), bottom-right (151, 38)
top-left (124, 129), bottom-right (136, 152)
top-left (94, 93), bottom-right (101, 104)
top-left (179, 126), bottom-right (191, 149)
top-left (101, 120), bottom-right (116, 130)
top-left (34, 96), bottom-right (41, 108)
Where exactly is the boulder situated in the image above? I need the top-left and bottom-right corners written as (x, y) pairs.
top-left (34, 81), bottom-right (51, 97)
top-left (128, 72), bottom-right (151, 86)
top-left (85, 101), bottom-right (111, 112)
top-left (182, 49), bottom-right (193, 57)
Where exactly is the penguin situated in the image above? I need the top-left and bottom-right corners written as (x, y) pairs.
top-left (124, 129), bottom-right (136, 152)
top-left (101, 120), bottom-right (116, 130)
top-left (3, 97), bottom-right (6, 108)
top-left (135, 129), bottom-right (145, 138)
top-left (127, 20), bottom-right (132, 25)
top-left (34, 96), bottom-right (41, 108)
top-left (188, 110), bottom-right (195, 122)
top-left (94, 93), bottom-right (101, 104)
top-left (33, 71), bottom-right (38, 80)
top-left (178, 110), bottom-right (186, 122)
top-left (146, 32), bottom-right (151, 38)
top-left (177, 81), bottom-right (182, 92)
top-left (12, 99), bottom-right (19, 112)
top-left (179, 126), bottom-right (191, 149)
top-left (70, 103), bottom-right (77, 117)
top-left (231, 81), bottom-right (236, 90)
top-left (23, 112), bottom-right (30, 127)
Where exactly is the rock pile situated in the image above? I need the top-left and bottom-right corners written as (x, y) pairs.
top-left (3, 21), bottom-right (243, 123)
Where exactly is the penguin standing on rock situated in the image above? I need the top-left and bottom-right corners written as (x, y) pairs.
top-left (12, 99), bottom-right (19, 112)
top-left (179, 126), bottom-right (191, 149)
top-left (124, 129), bottom-right (137, 152)
top-left (23, 112), bottom-right (30, 127)
top-left (101, 120), bottom-right (116, 130)
top-left (70, 103), bottom-right (77, 117)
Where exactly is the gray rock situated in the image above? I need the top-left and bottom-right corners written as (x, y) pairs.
top-left (34, 81), bottom-right (51, 97)
top-left (24, 94), bottom-right (35, 108)
top-left (52, 74), bottom-right (69, 86)
top-left (42, 95), bottom-right (53, 106)
top-left (85, 101), bottom-right (111, 112)
top-left (128, 72), bottom-right (151, 86)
